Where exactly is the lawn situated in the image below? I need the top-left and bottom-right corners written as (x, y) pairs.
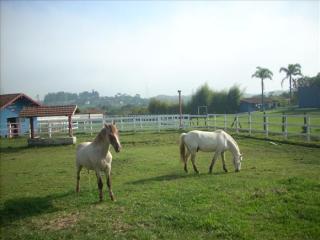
top-left (1, 131), bottom-right (320, 239)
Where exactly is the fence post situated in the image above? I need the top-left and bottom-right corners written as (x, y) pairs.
top-left (305, 115), bottom-right (310, 142)
top-left (263, 112), bottom-right (266, 133)
top-left (205, 115), bottom-right (208, 129)
top-left (224, 114), bottom-right (227, 130)
top-left (8, 123), bottom-right (12, 138)
top-left (236, 114), bottom-right (239, 134)
top-left (248, 112), bottom-right (252, 136)
top-left (158, 116), bottom-right (161, 132)
top-left (282, 114), bottom-right (288, 140)
top-left (282, 113), bottom-right (285, 133)
top-left (48, 122), bottom-right (52, 138)
top-left (302, 113), bottom-right (311, 142)
top-left (214, 115), bottom-right (216, 130)
top-left (265, 114), bottom-right (269, 138)
top-left (120, 118), bottom-right (123, 131)
top-left (133, 117), bottom-right (136, 132)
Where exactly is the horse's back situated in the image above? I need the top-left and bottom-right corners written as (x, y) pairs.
top-left (185, 130), bottom-right (227, 152)
top-left (77, 142), bottom-right (91, 152)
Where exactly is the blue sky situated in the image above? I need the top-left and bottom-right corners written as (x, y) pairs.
top-left (0, 0), bottom-right (319, 99)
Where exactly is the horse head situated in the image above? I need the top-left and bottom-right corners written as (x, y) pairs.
top-left (235, 154), bottom-right (243, 172)
top-left (105, 123), bottom-right (121, 153)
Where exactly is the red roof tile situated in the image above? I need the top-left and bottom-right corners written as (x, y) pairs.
top-left (0, 93), bottom-right (41, 109)
top-left (20, 105), bottom-right (77, 117)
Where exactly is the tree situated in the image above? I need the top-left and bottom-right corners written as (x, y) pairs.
top-left (252, 67), bottom-right (273, 111)
top-left (297, 72), bottom-right (320, 88)
top-left (227, 86), bottom-right (242, 113)
top-left (279, 64), bottom-right (302, 103)
top-left (188, 84), bottom-right (213, 114)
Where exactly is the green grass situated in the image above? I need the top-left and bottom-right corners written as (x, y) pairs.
top-left (1, 131), bottom-right (320, 239)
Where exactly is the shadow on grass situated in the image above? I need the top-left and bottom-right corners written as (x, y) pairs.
top-left (128, 171), bottom-right (227, 185)
top-left (0, 191), bottom-right (73, 226)
top-left (0, 146), bottom-right (29, 154)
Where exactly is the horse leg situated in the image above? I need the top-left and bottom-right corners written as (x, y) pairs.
top-left (184, 151), bottom-right (191, 173)
top-left (209, 152), bottom-right (220, 174)
top-left (191, 153), bottom-right (199, 174)
top-left (106, 165), bottom-right (115, 201)
top-left (221, 152), bottom-right (228, 172)
top-left (96, 171), bottom-right (103, 202)
top-left (76, 165), bottom-right (82, 193)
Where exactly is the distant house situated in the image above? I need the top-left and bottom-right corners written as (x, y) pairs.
top-left (298, 86), bottom-right (320, 108)
top-left (0, 93), bottom-right (41, 137)
top-left (239, 97), bottom-right (278, 112)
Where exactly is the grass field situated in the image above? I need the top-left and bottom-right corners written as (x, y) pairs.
top-left (1, 131), bottom-right (320, 239)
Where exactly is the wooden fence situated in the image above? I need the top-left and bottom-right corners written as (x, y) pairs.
top-left (32, 113), bottom-right (320, 142)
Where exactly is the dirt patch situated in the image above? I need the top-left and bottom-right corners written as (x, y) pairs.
top-left (42, 212), bottom-right (79, 231)
top-left (112, 218), bottom-right (132, 233)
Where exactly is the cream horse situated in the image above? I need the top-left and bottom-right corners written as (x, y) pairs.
top-left (76, 123), bottom-right (121, 201)
top-left (180, 130), bottom-right (242, 173)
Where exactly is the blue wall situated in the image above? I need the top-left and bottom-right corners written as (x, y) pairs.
top-left (0, 98), bottom-right (38, 137)
top-left (239, 102), bottom-right (257, 112)
top-left (298, 87), bottom-right (320, 108)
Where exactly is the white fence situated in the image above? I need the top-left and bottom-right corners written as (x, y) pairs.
top-left (32, 113), bottom-right (320, 142)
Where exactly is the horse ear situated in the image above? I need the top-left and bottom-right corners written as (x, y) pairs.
top-left (104, 123), bottom-right (111, 129)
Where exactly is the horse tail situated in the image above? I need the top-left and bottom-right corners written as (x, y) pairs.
top-left (179, 133), bottom-right (187, 163)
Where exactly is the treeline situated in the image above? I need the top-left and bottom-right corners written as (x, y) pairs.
top-left (148, 84), bottom-right (243, 114)
top-left (43, 91), bottom-right (149, 111)
top-left (44, 90), bottom-right (100, 105)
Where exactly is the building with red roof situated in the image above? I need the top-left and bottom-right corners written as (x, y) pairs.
top-left (0, 93), bottom-right (41, 137)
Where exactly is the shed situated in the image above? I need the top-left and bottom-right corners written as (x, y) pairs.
top-left (20, 105), bottom-right (77, 140)
top-left (239, 97), bottom-right (277, 112)
top-left (0, 93), bottom-right (41, 137)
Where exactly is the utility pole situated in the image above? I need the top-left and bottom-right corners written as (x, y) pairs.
top-left (178, 90), bottom-right (182, 129)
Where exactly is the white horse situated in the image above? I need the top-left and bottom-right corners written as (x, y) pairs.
top-left (76, 123), bottom-right (121, 202)
top-left (179, 130), bottom-right (242, 174)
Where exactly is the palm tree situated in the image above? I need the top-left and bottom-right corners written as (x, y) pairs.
top-left (252, 67), bottom-right (273, 111)
top-left (279, 64), bottom-right (302, 103)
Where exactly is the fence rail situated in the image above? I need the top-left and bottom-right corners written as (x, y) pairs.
top-left (2, 113), bottom-right (320, 142)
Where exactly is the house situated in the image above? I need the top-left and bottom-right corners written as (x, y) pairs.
top-left (239, 97), bottom-right (278, 112)
top-left (0, 93), bottom-right (41, 137)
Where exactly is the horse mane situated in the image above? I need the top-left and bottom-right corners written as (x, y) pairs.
top-left (110, 124), bottom-right (119, 136)
top-left (93, 127), bottom-right (108, 144)
top-left (219, 130), bottom-right (240, 155)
